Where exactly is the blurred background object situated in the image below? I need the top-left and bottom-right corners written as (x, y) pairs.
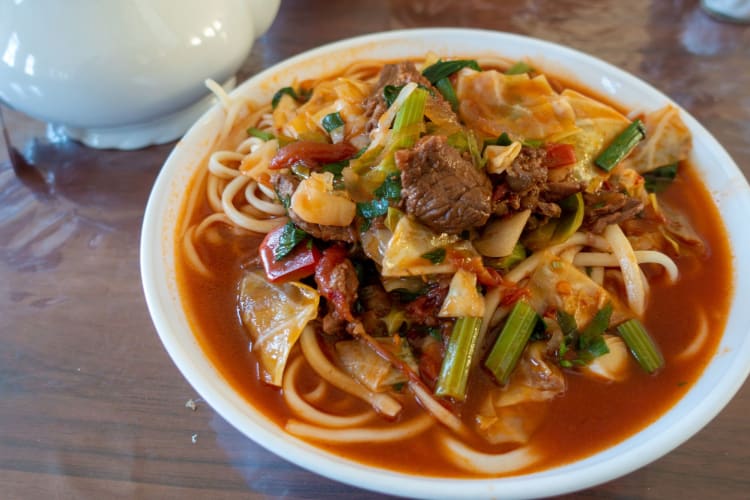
top-left (0, 0), bottom-right (279, 149)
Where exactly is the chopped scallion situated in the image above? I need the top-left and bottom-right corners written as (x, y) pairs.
top-left (435, 317), bottom-right (483, 401)
top-left (595, 119), bottom-right (646, 172)
top-left (485, 300), bottom-right (539, 384)
top-left (435, 77), bottom-right (459, 111)
top-left (271, 87), bottom-right (298, 109)
top-left (390, 87), bottom-right (428, 150)
top-left (617, 318), bottom-right (665, 373)
top-left (322, 112), bottom-right (345, 133)
top-left (421, 59), bottom-right (481, 84)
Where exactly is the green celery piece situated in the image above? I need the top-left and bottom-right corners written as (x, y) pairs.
top-left (617, 318), bottom-right (665, 373)
top-left (643, 163), bottom-right (679, 193)
top-left (595, 119), bottom-right (646, 171)
top-left (485, 301), bottom-right (539, 384)
top-left (435, 317), bottom-right (483, 401)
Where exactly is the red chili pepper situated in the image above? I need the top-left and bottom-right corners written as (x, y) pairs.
top-left (544, 143), bottom-right (577, 169)
top-left (269, 141), bottom-right (357, 170)
top-left (258, 225), bottom-right (320, 283)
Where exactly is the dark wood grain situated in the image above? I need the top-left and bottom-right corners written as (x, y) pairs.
top-left (1, 1), bottom-right (748, 498)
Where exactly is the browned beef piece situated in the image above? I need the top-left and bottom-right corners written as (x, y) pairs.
top-left (358, 283), bottom-right (391, 318)
top-left (404, 281), bottom-right (450, 327)
top-left (271, 173), bottom-right (357, 242)
top-left (493, 147), bottom-right (584, 222)
top-left (362, 62), bottom-right (455, 132)
top-left (320, 310), bottom-right (348, 337)
top-left (583, 191), bottom-right (644, 233)
top-left (396, 135), bottom-right (492, 234)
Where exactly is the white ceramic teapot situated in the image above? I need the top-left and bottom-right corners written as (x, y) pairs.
top-left (0, 0), bottom-right (280, 149)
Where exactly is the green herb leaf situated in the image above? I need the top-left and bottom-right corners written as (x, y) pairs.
top-left (321, 112), bottom-right (345, 133)
top-left (321, 161), bottom-right (348, 176)
top-left (273, 222), bottom-right (308, 261)
top-left (556, 310), bottom-right (578, 337)
top-left (246, 127), bottom-right (275, 141)
top-left (392, 287), bottom-right (427, 302)
top-left (422, 59), bottom-right (481, 84)
top-left (374, 173), bottom-right (402, 199)
top-left (643, 163), bottom-right (679, 193)
top-left (357, 198), bottom-right (389, 220)
top-left (420, 248), bottom-right (446, 264)
top-left (271, 87), bottom-right (298, 109)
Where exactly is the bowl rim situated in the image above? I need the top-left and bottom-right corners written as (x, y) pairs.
top-left (141, 27), bottom-right (750, 499)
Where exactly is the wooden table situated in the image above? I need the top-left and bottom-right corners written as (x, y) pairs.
top-left (1, 1), bottom-right (748, 498)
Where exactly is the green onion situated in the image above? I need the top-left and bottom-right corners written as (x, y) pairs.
top-left (422, 59), bottom-right (481, 84)
top-left (391, 88), bottom-right (427, 145)
top-left (435, 77), bottom-right (459, 111)
top-left (321, 112), bottom-right (345, 133)
top-left (595, 119), bottom-right (646, 172)
top-left (273, 221), bottom-right (308, 261)
top-left (435, 317), bottom-right (483, 400)
top-left (485, 300), bottom-right (539, 384)
top-left (247, 127), bottom-right (275, 141)
top-left (643, 163), bottom-right (679, 193)
top-left (617, 318), bottom-right (665, 373)
top-left (505, 61), bottom-right (533, 75)
top-left (271, 87), bottom-right (298, 109)
top-left (522, 138), bottom-right (544, 148)
top-left (484, 132), bottom-right (513, 148)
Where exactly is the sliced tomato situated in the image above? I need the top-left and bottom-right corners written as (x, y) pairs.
top-left (544, 143), bottom-right (577, 169)
top-left (259, 225), bottom-right (321, 283)
top-left (269, 141), bottom-right (357, 170)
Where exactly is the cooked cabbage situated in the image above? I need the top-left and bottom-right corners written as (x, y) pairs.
top-left (239, 270), bottom-right (320, 386)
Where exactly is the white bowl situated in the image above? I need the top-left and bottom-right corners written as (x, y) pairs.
top-left (140, 29), bottom-right (750, 498)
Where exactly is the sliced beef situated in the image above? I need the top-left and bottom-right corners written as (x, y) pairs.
top-left (362, 62), bottom-right (455, 132)
top-left (271, 172), bottom-right (357, 243)
top-left (403, 280), bottom-right (450, 327)
top-left (358, 283), bottom-right (391, 318)
top-left (397, 135), bottom-right (492, 235)
top-left (582, 191), bottom-right (644, 234)
top-left (493, 147), bottom-right (584, 222)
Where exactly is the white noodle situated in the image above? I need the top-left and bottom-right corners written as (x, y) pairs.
top-left (676, 310), bottom-right (709, 361)
top-left (604, 224), bottom-right (646, 316)
top-left (221, 174), bottom-right (287, 233)
top-left (440, 433), bottom-right (540, 475)
top-left (282, 356), bottom-right (375, 428)
top-left (573, 250), bottom-right (678, 283)
top-left (286, 413), bottom-right (434, 444)
top-left (208, 151), bottom-right (244, 179)
top-left (299, 326), bottom-right (402, 418)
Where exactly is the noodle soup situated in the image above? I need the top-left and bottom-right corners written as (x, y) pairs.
top-left (173, 54), bottom-right (732, 478)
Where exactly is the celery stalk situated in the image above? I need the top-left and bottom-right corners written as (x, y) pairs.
top-left (435, 317), bottom-right (483, 401)
top-left (485, 300), bottom-right (539, 384)
top-left (389, 87), bottom-right (427, 150)
top-left (617, 318), bottom-right (664, 373)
